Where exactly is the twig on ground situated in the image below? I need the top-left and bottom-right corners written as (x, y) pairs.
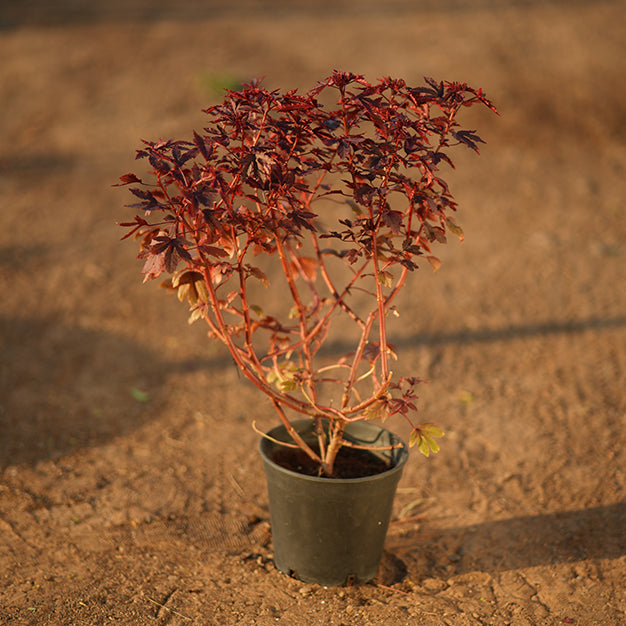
top-left (145, 591), bottom-right (192, 621)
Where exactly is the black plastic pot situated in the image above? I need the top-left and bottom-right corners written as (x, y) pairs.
top-left (259, 419), bottom-right (408, 586)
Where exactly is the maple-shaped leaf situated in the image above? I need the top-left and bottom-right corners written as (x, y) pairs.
top-left (148, 153), bottom-right (171, 172)
top-left (117, 216), bottom-right (149, 240)
top-left (114, 173), bottom-right (143, 186)
top-left (126, 187), bottom-right (161, 212)
top-left (452, 129), bottom-right (485, 153)
top-left (150, 236), bottom-right (192, 273)
top-left (409, 423), bottom-right (445, 456)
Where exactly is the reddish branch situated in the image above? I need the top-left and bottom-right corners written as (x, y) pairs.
top-left (118, 71), bottom-right (496, 476)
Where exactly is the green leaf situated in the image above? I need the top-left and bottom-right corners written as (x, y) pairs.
top-left (278, 379), bottom-right (298, 392)
top-left (131, 388), bottom-right (150, 403)
top-left (250, 304), bottom-right (264, 318)
top-left (269, 362), bottom-right (299, 393)
top-left (458, 390), bottom-right (475, 407)
top-left (197, 71), bottom-right (243, 96)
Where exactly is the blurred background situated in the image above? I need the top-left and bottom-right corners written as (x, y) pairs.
top-left (2, 0), bottom-right (623, 460)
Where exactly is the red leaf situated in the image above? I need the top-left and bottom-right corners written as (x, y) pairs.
top-left (114, 173), bottom-right (142, 186)
top-left (200, 245), bottom-right (230, 258)
top-left (383, 210), bottom-right (403, 235)
top-left (353, 184), bottom-right (375, 205)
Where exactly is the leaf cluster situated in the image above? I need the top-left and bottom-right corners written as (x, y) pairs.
top-left (117, 71), bottom-right (495, 475)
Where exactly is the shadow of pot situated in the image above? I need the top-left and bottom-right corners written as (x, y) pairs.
top-left (259, 419), bottom-right (408, 586)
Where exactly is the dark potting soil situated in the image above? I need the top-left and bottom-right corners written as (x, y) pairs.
top-left (271, 445), bottom-right (392, 479)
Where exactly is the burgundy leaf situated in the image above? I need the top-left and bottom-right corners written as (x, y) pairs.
top-left (382, 210), bottom-right (403, 234)
top-left (114, 173), bottom-right (142, 186)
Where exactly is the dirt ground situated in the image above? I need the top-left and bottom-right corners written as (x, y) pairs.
top-left (1, 1), bottom-right (625, 624)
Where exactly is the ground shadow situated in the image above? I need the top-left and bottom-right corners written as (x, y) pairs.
top-left (3, 311), bottom-right (623, 466)
top-left (0, 314), bottom-right (228, 468)
top-left (390, 502), bottom-right (626, 577)
top-left (311, 313), bottom-right (626, 361)
top-left (398, 314), bottom-right (626, 348)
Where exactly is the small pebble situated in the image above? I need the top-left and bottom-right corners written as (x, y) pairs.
top-left (299, 585), bottom-right (313, 596)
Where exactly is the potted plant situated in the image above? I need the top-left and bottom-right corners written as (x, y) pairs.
top-left (117, 71), bottom-right (496, 585)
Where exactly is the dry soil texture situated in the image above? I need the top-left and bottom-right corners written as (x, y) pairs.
top-left (1, 1), bottom-right (625, 624)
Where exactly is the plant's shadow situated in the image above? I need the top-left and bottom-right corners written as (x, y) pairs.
top-left (0, 314), bottom-right (228, 468)
top-left (399, 314), bottom-right (626, 348)
top-left (388, 502), bottom-right (626, 578)
top-left (320, 313), bottom-right (626, 358)
top-left (3, 311), bottom-right (623, 468)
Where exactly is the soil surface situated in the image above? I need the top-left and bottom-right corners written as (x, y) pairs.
top-left (1, 1), bottom-right (625, 624)
top-left (269, 446), bottom-right (394, 479)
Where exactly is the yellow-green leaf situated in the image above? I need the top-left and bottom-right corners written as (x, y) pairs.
top-left (195, 280), bottom-right (208, 302)
top-left (426, 256), bottom-right (441, 272)
top-left (423, 424), bottom-right (445, 438)
top-left (410, 425), bottom-right (444, 456)
top-left (278, 379), bottom-right (298, 392)
top-left (249, 267), bottom-right (269, 287)
top-left (188, 307), bottom-right (204, 324)
top-left (446, 217), bottom-right (464, 242)
top-left (458, 390), bottom-right (475, 407)
top-left (424, 434), bottom-right (440, 454)
top-left (365, 399), bottom-right (390, 422)
top-left (378, 270), bottom-right (393, 287)
top-left (417, 436), bottom-right (430, 457)
top-left (177, 283), bottom-right (190, 303)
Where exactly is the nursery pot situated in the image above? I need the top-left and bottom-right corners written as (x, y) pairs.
top-left (259, 419), bottom-right (408, 586)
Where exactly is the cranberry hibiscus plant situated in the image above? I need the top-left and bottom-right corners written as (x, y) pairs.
top-left (118, 71), bottom-right (495, 477)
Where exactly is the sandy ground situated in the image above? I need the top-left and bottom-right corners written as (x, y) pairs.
top-left (1, 1), bottom-right (625, 624)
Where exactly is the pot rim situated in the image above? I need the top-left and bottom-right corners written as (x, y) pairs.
top-left (258, 419), bottom-right (408, 484)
